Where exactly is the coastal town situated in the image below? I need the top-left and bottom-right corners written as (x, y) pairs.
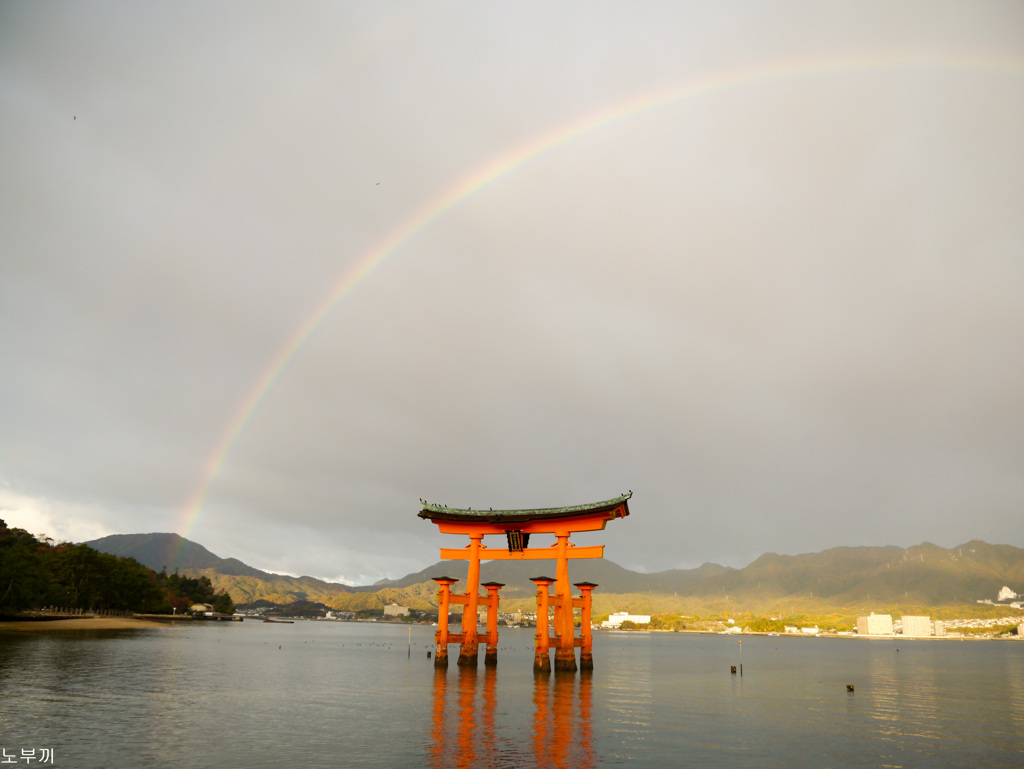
top-left (231, 597), bottom-right (1024, 641)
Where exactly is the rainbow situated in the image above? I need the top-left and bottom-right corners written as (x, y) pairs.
top-left (176, 50), bottom-right (1023, 544)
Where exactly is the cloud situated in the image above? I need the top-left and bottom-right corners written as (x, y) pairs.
top-left (0, 488), bottom-right (116, 544)
top-left (1, 2), bottom-right (1022, 582)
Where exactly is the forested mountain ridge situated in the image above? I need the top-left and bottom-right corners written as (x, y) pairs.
top-left (84, 532), bottom-right (269, 577)
top-left (83, 532), bottom-right (1024, 615)
top-left (0, 521), bottom-right (233, 616)
top-left (84, 532), bottom-right (353, 605)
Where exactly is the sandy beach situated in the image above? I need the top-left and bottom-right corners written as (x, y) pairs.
top-left (0, 616), bottom-right (177, 632)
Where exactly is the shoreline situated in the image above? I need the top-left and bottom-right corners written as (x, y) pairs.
top-left (0, 616), bottom-right (182, 632)
top-left (604, 628), bottom-right (1022, 641)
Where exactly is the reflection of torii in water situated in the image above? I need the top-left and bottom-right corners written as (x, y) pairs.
top-left (429, 661), bottom-right (596, 769)
top-left (419, 493), bottom-right (631, 673)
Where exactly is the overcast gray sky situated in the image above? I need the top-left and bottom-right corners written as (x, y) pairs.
top-left (2, 2), bottom-right (1022, 584)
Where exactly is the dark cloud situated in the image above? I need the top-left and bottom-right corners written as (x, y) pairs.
top-left (2, 2), bottom-right (1022, 582)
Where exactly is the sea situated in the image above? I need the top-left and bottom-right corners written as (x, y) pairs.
top-left (1, 621), bottom-right (1022, 768)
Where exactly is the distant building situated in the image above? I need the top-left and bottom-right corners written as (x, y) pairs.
top-left (996, 586), bottom-right (1018, 602)
top-left (189, 603), bottom-right (214, 614)
top-left (601, 611), bottom-right (651, 629)
top-left (383, 603), bottom-right (410, 617)
top-left (901, 615), bottom-right (932, 637)
top-left (934, 620), bottom-right (946, 637)
top-left (857, 614), bottom-right (893, 636)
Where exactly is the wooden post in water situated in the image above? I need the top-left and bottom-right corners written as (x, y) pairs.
top-left (432, 577), bottom-right (458, 668)
top-left (531, 577), bottom-right (554, 674)
top-left (552, 532), bottom-right (577, 672)
top-left (574, 582), bottom-right (597, 670)
top-left (457, 535), bottom-right (483, 667)
top-left (482, 582), bottom-right (504, 667)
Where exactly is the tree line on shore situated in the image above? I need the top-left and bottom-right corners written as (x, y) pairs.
top-left (0, 520), bottom-right (233, 617)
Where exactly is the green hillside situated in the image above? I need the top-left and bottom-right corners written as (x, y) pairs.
top-left (85, 532), bottom-right (354, 605)
top-left (85, 533), bottom-right (1024, 616)
top-left (85, 532), bottom-right (252, 574)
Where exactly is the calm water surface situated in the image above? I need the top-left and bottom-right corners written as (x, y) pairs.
top-left (1, 622), bottom-right (1022, 768)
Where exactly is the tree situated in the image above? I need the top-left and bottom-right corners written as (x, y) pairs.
top-left (0, 521), bottom-right (52, 614)
top-left (213, 592), bottom-right (235, 615)
top-left (744, 617), bottom-right (787, 633)
top-left (0, 520), bottom-right (179, 615)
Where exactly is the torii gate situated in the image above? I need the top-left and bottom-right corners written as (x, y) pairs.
top-left (419, 493), bottom-right (630, 673)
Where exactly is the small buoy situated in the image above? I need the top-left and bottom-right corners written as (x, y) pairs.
top-left (731, 666), bottom-right (737, 674)
top-left (847, 684), bottom-right (855, 692)
top-left (427, 651), bottom-right (432, 658)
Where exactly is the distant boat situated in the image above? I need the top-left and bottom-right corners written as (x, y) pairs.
top-left (262, 618), bottom-right (294, 624)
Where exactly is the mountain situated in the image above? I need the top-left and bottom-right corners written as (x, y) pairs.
top-left (84, 532), bottom-right (1024, 615)
top-left (363, 557), bottom-right (730, 592)
top-left (84, 532), bottom-right (353, 605)
top-left (681, 541), bottom-right (1024, 607)
top-left (85, 532), bottom-right (273, 578)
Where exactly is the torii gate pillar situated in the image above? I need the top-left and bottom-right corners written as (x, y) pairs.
top-left (531, 576), bottom-right (554, 673)
top-left (574, 582), bottom-right (597, 670)
top-left (432, 577), bottom-right (458, 668)
top-left (482, 582), bottom-right (504, 666)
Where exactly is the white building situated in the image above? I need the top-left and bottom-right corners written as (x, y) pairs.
top-left (901, 615), bottom-right (932, 637)
top-left (601, 611), bottom-right (651, 628)
top-left (857, 614), bottom-right (894, 636)
top-left (996, 586), bottom-right (1018, 602)
top-left (383, 603), bottom-right (410, 617)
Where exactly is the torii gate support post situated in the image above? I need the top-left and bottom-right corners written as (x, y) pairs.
top-left (482, 582), bottom-right (504, 667)
top-left (552, 532), bottom-right (577, 672)
top-left (531, 577), bottom-right (554, 674)
top-left (457, 534), bottom-right (483, 667)
top-left (433, 577), bottom-right (458, 668)
top-left (574, 582), bottom-right (597, 670)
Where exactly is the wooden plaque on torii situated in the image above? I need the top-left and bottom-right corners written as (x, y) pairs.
top-left (419, 493), bottom-right (630, 673)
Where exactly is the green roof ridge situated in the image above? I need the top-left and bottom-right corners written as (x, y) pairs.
top-left (418, 492), bottom-right (631, 519)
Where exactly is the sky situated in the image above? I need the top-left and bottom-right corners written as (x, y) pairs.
top-left (2, 2), bottom-right (1023, 585)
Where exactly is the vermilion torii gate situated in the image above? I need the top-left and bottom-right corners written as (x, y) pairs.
top-left (419, 493), bottom-right (630, 673)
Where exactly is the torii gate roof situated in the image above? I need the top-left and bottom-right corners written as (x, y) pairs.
top-left (418, 492), bottom-right (630, 525)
